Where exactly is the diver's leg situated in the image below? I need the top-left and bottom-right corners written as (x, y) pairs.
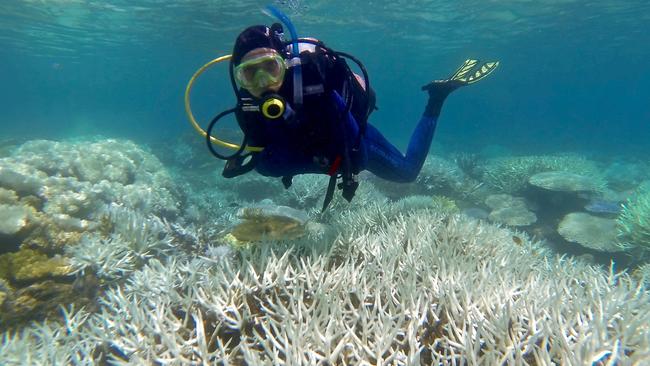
top-left (366, 59), bottom-right (499, 183)
top-left (365, 115), bottom-right (438, 183)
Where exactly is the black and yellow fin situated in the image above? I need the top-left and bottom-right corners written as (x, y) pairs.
top-left (448, 59), bottom-right (479, 82)
top-left (465, 61), bottom-right (499, 84)
top-left (449, 59), bottom-right (499, 84)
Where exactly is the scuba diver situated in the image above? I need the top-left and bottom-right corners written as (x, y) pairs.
top-left (185, 7), bottom-right (498, 211)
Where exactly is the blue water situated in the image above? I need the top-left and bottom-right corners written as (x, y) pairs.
top-left (1, 0), bottom-right (648, 156)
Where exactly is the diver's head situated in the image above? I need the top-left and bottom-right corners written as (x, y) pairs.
top-left (232, 25), bottom-right (286, 98)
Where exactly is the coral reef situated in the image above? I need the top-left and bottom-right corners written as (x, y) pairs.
top-left (0, 139), bottom-right (180, 252)
top-left (0, 138), bottom-right (181, 330)
top-left (2, 210), bottom-right (649, 364)
top-left (1, 137), bottom-right (649, 364)
top-left (66, 204), bottom-right (174, 281)
top-left (392, 194), bottom-right (459, 216)
top-left (0, 248), bottom-right (71, 283)
top-left (483, 154), bottom-right (604, 194)
top-left (0, 204), bottom-right (32, 236)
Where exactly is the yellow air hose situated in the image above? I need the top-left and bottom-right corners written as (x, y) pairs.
top-left (184, 54), bottom-right (264, 152)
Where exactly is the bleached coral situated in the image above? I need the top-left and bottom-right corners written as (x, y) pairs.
top-left (617, 184), bottom-right (650, 253)
top-left (278, 173), bottom-right (331, 209)
top-left (2, 208), bottom-right (650, 364)
top-left (0, 204), bottom-right (32, 235)
top-left (66, 204), bottom-right (173, 280)
top-left (558, 212), bottom-right (619, 252)
top-left (483, 154), bottom-right (605, 194)
top-left (2, 139), bottom-right (180, 220)
top-left (0, 138), bottom-right (180, 254)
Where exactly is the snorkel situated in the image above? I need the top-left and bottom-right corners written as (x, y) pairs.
top-left (264, 4), bottom-right (303, 108)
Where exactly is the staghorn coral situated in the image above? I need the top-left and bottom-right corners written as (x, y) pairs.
top-left (391, 195), bottom-right (460, 219)
top-left (616, 185), bottom-right (650, 252)
top-left (633, 263), bottom-right (650, 288)
top-left (277, 173), bottom-right (329, 209)
top-left (66, 204), bottom-right (173, 281)
top-left (483, 154), bottom-right (605, 194)
top-left (2, 210), bottom-right (649, 364)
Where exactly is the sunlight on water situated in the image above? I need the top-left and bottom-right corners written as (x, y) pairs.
top-left (1, 0), bottom-right (648, 59)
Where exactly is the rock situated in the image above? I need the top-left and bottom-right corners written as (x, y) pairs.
top-left (485, 194), bottom-right (536, 226)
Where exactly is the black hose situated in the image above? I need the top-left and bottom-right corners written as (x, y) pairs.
top-left (205, 107), bottom-right (247, 160)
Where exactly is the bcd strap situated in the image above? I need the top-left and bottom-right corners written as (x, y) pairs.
top-left (322, 174), bottom-right (338, 212)
top-left (340, 175), bottom-right (359, 202)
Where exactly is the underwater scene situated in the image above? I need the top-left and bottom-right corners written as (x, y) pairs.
top-left (1, 0), bottom-right (649, 364)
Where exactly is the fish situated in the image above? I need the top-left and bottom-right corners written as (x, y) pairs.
top-left (584, 200), bottom-right (622, 214)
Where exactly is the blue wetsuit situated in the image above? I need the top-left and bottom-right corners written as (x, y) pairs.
top-left (254, 90), bottom-right (438, 183)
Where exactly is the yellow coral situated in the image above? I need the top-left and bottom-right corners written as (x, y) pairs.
top-left (0, 248), bottom-right (72, 283)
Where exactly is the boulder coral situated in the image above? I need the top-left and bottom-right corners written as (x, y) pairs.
top-left (0, 138), bottom-right (181, 330)
top-left (0, 139), bottom-right (180, 251)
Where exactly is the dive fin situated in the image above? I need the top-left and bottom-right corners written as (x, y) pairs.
top-left (421, 59), bottom-right (500, 92)
top-left (448, 59), bottom-right (479, 82)
top-left (449, 59), bottom-right (499, 84)
top-left (420, 59), bottom-right (499, 117)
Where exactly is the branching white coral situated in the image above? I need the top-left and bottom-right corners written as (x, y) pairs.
top-left (0, 305), bottom-right (95, 365)
top-left (5, 209), bottom-right (650, 364)
top-left (66, 204), bottom-right (173, 280)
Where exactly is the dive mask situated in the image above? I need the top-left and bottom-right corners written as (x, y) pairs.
top-left (234, 53), bottom-right (286, 93)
